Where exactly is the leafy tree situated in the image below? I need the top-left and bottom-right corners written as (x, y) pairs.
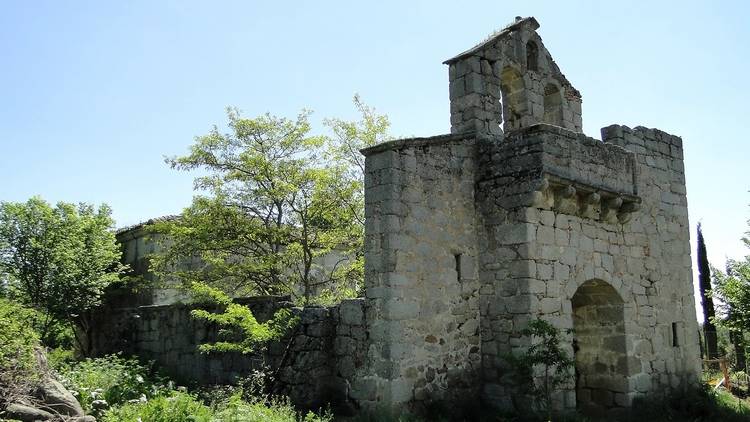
top-left (0, 197), bottom-right (126, 349)
top-left (323, 93), bottom-right (391, 230)
top-left (713, 260), bottom-right (750, 366)
top-left (154, 108), bottom-right (366, 303)
top-left (153, 97), bottom-right (390, 303)
top-left (324, 94), bottom-right (391, 181)
top-left (712, 211), bottom-right (750, 373)
top-left (698, 223), bottom-right (719, 359)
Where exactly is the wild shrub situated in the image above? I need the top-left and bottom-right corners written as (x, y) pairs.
top-left (631, 383), bottom-right (750, 422)
top-left (504, 319), bottom-right (574, 420)
top-left (101, 391), bottom-right (213, 422)
top-left (56, 354), bottom-right (170, 413)
top-left (213, 393), bottom-right (333, 422)
top-left (0, 298), bottom-right (42, 404)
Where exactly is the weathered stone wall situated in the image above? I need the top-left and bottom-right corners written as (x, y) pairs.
top-left (358, 134), bottom-right (482, 412)
top-left (601, 124), bottom-right (701, 388)
top-left (360, 122), bottom-right (699, 417)
top-left (90, 297), bottom-right (367, 410)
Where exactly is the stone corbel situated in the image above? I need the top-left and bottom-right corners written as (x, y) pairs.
top-left (554, 184), bottom-right (578, 215)
top-left (529, 173), bottom-right (641, 224)
top-left (530, 177), bottom-right (553, 209)
top-left (617, 201), bottom-right (641, 223)
top-left (579, 192), bottom-right (601, 219)
top-left (601, 196), bottom-right (623, 223)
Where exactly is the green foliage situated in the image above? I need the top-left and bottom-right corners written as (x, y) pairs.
top-left (189, 282), bottom-right (299, 354)
top-left (103, 391), bottom-right (333, 422)
top-left (305, 285), bottom-right (359, 307)
top-left (504, 319), bottom-right (574, 419)
top-left (0, 197), bottom-right (126, 346)
top-left (56, 354), bottom-right (171, 413)
top-left (154, 108), bottom-right (367, 303)
top-left (213, 393), bottom-right (332, 422)
top-left (630, 383), bottom-right (750, 422)
top-left (46, 346), bottom-right (76, 368)
top-left (152, 97), bottom-right (388, 304)
top-left (324, 94), bottom-right (391, 183)
top-left (698, 223), bottom-right (720, 360)
top-left (711, 211), bottom-right (750, 372)
top-left (714, 260), bottom-right (750, 333)
top-left (102, 391), bottom-right (213, 422)
top-left (0, 298), bottom-right (41, 401)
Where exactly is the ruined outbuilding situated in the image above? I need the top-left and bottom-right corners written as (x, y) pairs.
top-left (355, 16), bottom-right (700, 417)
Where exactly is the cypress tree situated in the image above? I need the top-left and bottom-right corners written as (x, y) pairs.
top-left (697, 223), bottom-right (718, 360)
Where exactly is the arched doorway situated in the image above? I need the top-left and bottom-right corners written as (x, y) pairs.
top-left (571, 279), bottom-right (628, 416)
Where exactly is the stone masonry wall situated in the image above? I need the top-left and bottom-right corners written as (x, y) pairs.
top-left (359, 123), bottom-right (700, 416)
top-left (601, 124), bottom-right (701, 389)
top-left (358, 134), bottom-right (482, 412)
top-left (472, 123), bottom-right (699, 415)
top-left (90, 297), bottom-right (367, 410)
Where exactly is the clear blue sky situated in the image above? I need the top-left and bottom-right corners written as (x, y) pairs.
top-left (1, 1), bottom-right (748, 302)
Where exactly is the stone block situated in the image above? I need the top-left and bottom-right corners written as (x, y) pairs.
top-left (339, 299), bottom-right (365, 325)
top-left (383, 299), bottom-right (420, 320)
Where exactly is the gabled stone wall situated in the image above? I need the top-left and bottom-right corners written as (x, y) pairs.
top-left (445, 17), bottom-right (582, 136)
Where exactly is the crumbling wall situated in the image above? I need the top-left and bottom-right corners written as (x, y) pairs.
top-left (89, 297), bottom-right (367, 410)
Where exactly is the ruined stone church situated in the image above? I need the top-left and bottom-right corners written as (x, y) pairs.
top-left (95, 16), bottom-right (701, 419)
top-left (356, 16), bottom-right (700, 416)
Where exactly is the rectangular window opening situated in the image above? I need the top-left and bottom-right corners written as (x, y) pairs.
top-left (454, 253), bottom-right (462, 282)
top-left (672, 322), bottom-right (679, 347)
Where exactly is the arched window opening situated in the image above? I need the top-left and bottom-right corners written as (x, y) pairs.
top-left (571, 279), bottom-right (628, 417)
top-left (526, 41), bottom-right (539, 71)
top-left (499, 66), bottom-right (528, 132)
top-left (543, 84), bottom-right (563, 126)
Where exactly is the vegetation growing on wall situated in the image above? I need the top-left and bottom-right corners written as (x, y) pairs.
top-left (504, 319), bottom-right (574, 420)
top-left (189, 281), bottom-right (299, 355)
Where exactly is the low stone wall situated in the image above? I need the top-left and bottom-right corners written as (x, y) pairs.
top-left (89, 296), bottom-right (367, 410)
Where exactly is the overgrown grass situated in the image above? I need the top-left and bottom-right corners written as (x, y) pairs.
top-left (214, 394), bottom-right (332, 422)
top-left (102, 391), bottom-right (333, 422)
top-left (55, 354), bottom-right (171, 413)
top-left (101, 391), bottom-right (213, 422)
top-left (53, 353), bottom-right (333, 421)
top-left (628, 383), bottom-right (750, 422)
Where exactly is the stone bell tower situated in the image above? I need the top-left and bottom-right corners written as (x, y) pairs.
top-left (445, 17), bottom-right (582, 136)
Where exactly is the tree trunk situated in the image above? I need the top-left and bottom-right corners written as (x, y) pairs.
top-left (697, 224), bottom-right (719, 359)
